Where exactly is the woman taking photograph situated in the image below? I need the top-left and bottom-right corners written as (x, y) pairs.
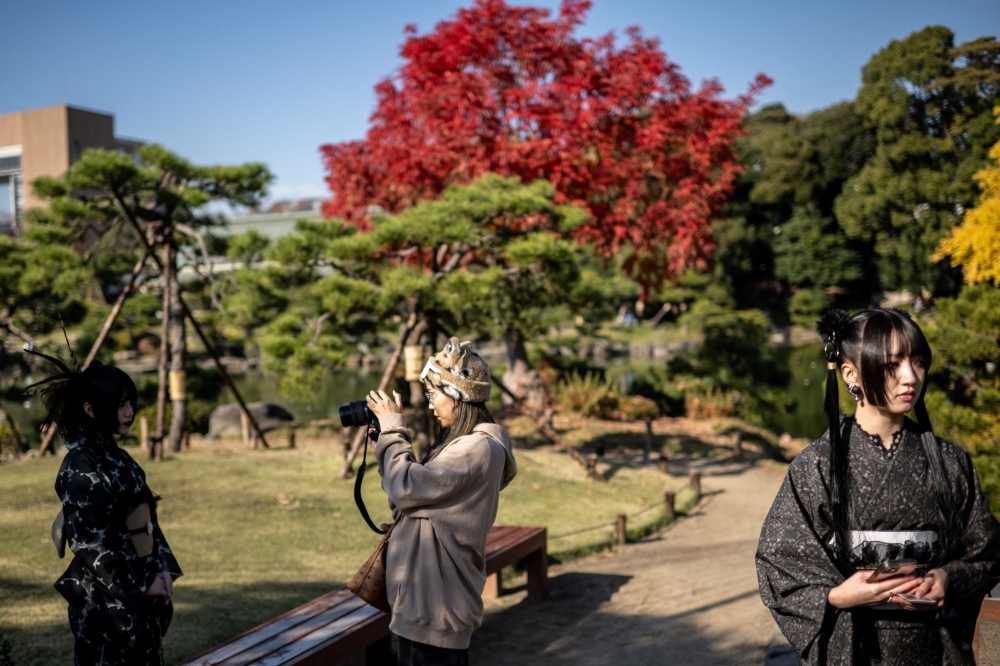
top-left (366, 337), bottom-right (517, 666)
top-left (29, 355), bottom-right (182, 666)
top-left (756, 308), bottom-right (1000, 665)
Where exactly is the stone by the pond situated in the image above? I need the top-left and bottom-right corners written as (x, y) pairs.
top-left (207, 402), bottom-right (294, 439)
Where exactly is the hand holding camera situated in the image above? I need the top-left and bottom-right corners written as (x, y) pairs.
top-left (339, 391), bottom-right (403, 443)
top-left (366, 390), bottom-right (403, 419)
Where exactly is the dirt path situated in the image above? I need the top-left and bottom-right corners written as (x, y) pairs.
top-left (471, 457), bottom-right (786, 666)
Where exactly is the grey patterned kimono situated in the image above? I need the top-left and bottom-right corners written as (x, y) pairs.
top-left (756, 417), bottom-right (1000, 665)
top-left (55, 433), bottom-right (182, 666)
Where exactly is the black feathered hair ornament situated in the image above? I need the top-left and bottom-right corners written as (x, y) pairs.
top-left (22, 313), bottom-right (82, 398)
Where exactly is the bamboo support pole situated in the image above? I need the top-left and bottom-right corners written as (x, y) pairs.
top-left (122, 216), bottom-right (270, 449)
top-left (339, 311), bottom-right (420, 479)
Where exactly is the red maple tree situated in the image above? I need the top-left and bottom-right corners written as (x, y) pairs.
top-left (320, 0), bottom-right (770, 294)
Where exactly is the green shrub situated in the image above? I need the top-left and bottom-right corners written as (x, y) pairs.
top-left (135, 401), bottom-right (213, 435)
top-left (554, 374), bottom-right (620, 419)
top-left (618, 395), bottom-right (659, 421)
top-left (788, 289), bottom-right (832, 327)
top-left (0, 422), bottom-right (21, 457)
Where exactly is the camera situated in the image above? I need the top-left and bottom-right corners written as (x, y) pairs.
top-left (339, 399), bottom-right (380, 439)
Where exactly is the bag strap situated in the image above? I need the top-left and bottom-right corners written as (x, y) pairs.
top-left (354, 430), bottom-right (387, 535)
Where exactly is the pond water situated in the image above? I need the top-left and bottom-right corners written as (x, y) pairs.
top-left (220, 369), bottom-right (384, 423)
top-left (604, 344), bottom-right (830, 440)
top-left (762, 346), bottom-right (831, 440)
top-left (6, 344), bottom-right (830, 447)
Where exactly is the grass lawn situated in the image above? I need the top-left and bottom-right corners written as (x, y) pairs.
top-left (0, 433), bottom-right (698, 666)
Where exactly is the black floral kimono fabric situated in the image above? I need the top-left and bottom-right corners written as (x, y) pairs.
top-left (756, 417), bottom-right (1000, 665)
top-left (55, 433), bottom-right (182, 666)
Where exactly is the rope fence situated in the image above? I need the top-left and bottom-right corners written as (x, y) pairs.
top-left (548, 472), bottom-right (705, 543)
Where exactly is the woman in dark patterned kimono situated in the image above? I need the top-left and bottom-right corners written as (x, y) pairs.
top-left (756, 308), bottom-right (1000, 665)
top-left (29, 354), bottom-right (182, 666)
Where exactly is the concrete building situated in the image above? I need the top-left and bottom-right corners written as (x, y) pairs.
top-left (221, 199), bottom-right (323, 240)
top-left (0, 105), bottom-right (142, 234)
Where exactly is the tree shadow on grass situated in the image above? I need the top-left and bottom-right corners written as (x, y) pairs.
top-left (0, 575), bottom-right (348, 666)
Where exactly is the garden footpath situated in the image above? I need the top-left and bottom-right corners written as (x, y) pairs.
top-left (470, 457), bottom-right (786, 666)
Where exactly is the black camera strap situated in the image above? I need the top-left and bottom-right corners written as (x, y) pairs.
top-left (354, 423), bottom-right (387, 535)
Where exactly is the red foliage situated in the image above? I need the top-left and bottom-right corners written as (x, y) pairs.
top-left (320, 0), bottom-right (770, 293)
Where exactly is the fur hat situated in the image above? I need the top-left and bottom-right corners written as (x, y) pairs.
top-left (420, 337), bottom-right (492, 403)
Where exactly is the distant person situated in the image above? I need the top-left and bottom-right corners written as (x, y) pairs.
top-left (28, 355), bottom-right (182, 666)
top-left (756, 309), bottom-right (1000, 665)
top-left (366, 338), bottom-right (517, 666)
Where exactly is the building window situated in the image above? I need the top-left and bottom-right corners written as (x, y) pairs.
top-left (0, 145), bottom-right (24, 234)
top-left (71, 139), bottom-right (82, 163)
top-left (0, 176), bottom-right (14, 234)
top-left (0, 155), bottom-right (20, 173)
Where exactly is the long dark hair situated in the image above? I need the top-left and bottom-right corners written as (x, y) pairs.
top-left (31, 360), bottom-right (138, 443)
top-left (816, 308), bottom-right (951, 569)
top-left (422, 400), bottom-right (495, 463)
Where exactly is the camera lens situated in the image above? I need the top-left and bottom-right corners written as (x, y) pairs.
top-left (338, 399), bottom-right (370, 428)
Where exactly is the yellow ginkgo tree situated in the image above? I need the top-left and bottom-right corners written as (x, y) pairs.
top-left (934, 107), bottom-right (1000, 284)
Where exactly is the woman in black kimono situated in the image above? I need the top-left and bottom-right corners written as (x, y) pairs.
top-left (29, 354), bottom-right (182, 666)
top-left (756, 308), bottom-right (1000, 665)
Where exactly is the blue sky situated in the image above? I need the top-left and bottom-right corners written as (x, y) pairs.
top-left (2, 0), bottom-right (997, 203)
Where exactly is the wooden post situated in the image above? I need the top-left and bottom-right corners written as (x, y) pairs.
top-left (240, 410), bottom-right (250, 445)
top-left (658, 452), bottom-right (669, 474)
top-left (732, 432), bottom-right (743, 461)
top-left (614, 513), bottom-right (627, 545)
top-left (643, 420), bottom-right (654, 461)
top-left (664, 490), bottom-right (675, 520)
top-left (182, 432), bottom-right (190, 450)
top-left (140, 417), bottom-right (149, 452)
top-left (689, 471), bottom-right (702, 498)
top-left (153, 244), bottom-right (172, 462)
top-left (287, 428), bottom-right (296, 449)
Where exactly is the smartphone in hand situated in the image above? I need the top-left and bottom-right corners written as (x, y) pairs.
top-left (893, 593), bottom-right (938, 607)
top-left (867, 559), bottom-right (920, 583)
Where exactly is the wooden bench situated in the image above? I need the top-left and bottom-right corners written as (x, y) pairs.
top-left (178, 525), bottom-right (547, 666)
top-left (482, 525), bottom-right (548, 600)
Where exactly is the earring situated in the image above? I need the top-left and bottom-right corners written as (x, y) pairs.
top-left (849, 384), bottom-right (862, 403)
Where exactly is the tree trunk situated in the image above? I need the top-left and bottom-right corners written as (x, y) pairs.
top-left (405, 319), bottom-right (431, 460)
top-left (502, 331), bottom-right (546, 409)
top-left (0, 402), bottom-right (28, 455)
top-left (339, 312), bottom-right (419, 478)
top-left (153, 243), bottom-right (171, 461)
top-left (166, 246), bottom-right (187, 453)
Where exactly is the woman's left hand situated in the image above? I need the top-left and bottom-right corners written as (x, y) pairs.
top-left (146, 572), bottom-right (173, 604)
top-left (366, 390), bottom-right (403, 419)
top-left (896, 568), bottom-right (948, 610)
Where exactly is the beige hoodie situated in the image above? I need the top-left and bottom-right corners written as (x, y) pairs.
top-left (374, 413), bottom-right (517, 649)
